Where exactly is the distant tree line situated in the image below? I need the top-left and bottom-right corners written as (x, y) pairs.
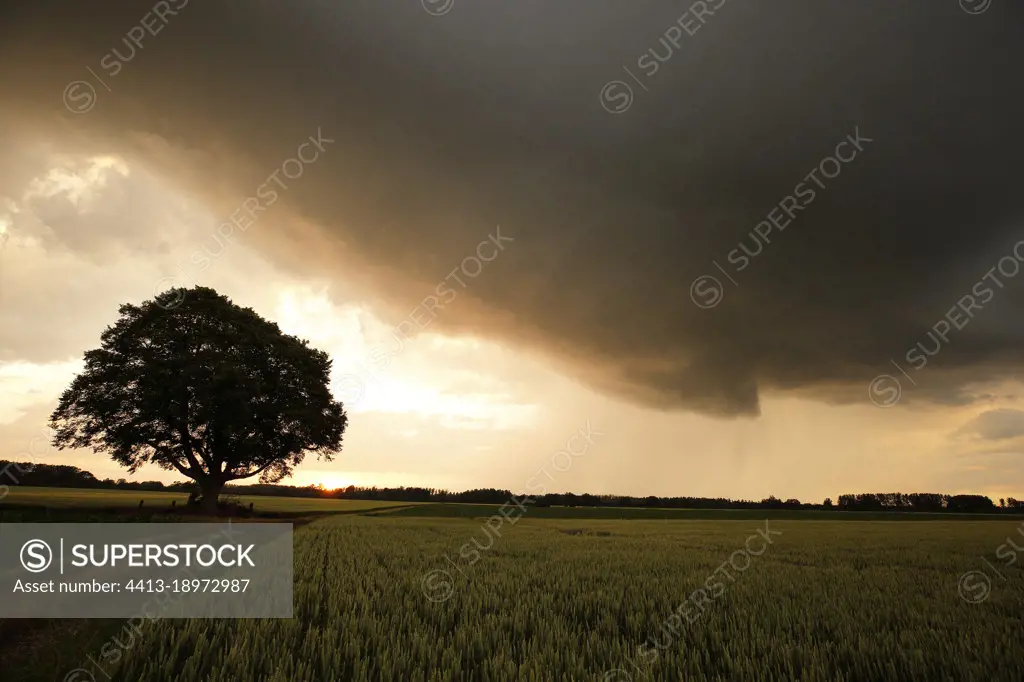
top-left (833, 492), bottom-right (1013, 513)
top-left (0, 460), bottom-right (191, 492)
top-left (4, 460), bottom-right (1024, 513)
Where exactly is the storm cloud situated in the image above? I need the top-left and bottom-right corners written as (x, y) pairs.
top-left (2, 0), bottom-right (1023, 416)
top-left (956, 409), bottom-right (1024, 442)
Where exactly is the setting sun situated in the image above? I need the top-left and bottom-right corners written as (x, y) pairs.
top-left (303, 475), bottom-right (354, 492)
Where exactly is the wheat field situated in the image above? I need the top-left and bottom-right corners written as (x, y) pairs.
top-left (75, 515), bottom-right (1024, 682)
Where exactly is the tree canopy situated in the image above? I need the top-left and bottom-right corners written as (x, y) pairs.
top-left (49, 286), bottom-right (348, 512)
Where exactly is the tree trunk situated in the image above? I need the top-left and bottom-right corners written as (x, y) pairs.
top-left (200, 480), bottom-right (224, 515)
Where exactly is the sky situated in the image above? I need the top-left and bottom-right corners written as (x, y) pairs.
top-left (1, 0), bottom-right (1023, 502)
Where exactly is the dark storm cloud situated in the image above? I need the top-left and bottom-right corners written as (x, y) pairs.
top-left (2, 0), bottom-right (1023, 416)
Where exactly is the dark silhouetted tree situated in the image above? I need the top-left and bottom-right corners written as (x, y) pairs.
top-left (946, 494), bottom-right (995, 513)
top-left (49, 286), bottom-right (347, 513)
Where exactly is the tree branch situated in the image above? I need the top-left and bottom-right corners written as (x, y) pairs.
top-left (175, 419), bottom-right (209, 476)
top-left (168, 458), bottom-right (196, 479)
top-left (141, 437), bottom-right (203, 481)
top-left (225, 459), bottom-right (278, 481)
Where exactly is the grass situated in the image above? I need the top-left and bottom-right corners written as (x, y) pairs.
top-left (0, 487), bottom-right (418, 513)
top-left (374, 502), bottom-right (1024, 521)
top-left (8, 512), bottom-right (1024, 675)
top-left (5, 490), bottom-right (1024, 680)
top-left (5, 488), bottom-right (1021, 520)
top-left (11, 515), bottom-right (1017, 682)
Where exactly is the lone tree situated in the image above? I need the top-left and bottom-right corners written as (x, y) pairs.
top-left (50, 286), bottom-right (348, 514)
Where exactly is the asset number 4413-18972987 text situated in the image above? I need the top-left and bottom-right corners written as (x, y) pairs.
top-left (124, 578), bottom-right (250, 593)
